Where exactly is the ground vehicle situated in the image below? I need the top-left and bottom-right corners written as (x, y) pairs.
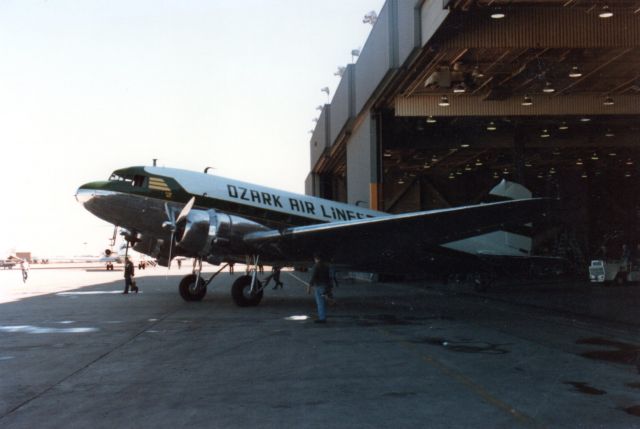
top-left (0, 260), bottom-right (16, 269)
top-left (589, 260), bottom-right (640, 284)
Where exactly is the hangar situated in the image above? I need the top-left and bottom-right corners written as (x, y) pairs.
top-left (306, 0), bottom-right (640, 269)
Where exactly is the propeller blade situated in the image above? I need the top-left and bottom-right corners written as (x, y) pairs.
top-left (164, 202), bottom-right (176, 225)
top-left (167, 231), bottom-right (174, 270)
top-left (162, 197), bottom-right (194, 271)
top-left (176, 197), bottom-right (195, 224)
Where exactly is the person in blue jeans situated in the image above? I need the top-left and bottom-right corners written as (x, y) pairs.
top-left (307, 254), bottom-right (332, 323)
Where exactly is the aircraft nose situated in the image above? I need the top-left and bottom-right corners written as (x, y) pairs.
top-left (75, 186), bottom-right (95, 204)
top-left (75, 181), bottom-right (107, 205)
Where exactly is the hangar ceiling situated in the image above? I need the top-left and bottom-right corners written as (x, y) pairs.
top-left (370, 1), bottom-right (640, 203)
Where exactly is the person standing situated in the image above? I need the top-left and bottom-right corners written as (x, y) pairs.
top-left (20, 259), bottom-right (29, 283)
top-left (307, 254), bottom-right (331, 323)
top-left (272, 266), bottom-right (283, 289)
top-left (123, 256), bottom-right (137, 294)
top-left (264, 266), bottom-right (284, 290)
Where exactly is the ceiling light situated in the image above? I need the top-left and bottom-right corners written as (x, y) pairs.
top-left (432, 156), bottom-right (438, 162)
top-left (558, 122), bottom-right (569, 130)
top-left (502, 168), bottom-right (510, 175)
top-left (609, 151), bottom-right (617, 157)
top-left (605, 129), bottom-right (615, 137)
top-left (581, 172), bottom-right (588, 179)
top-left (525, 161), bottom-right (532, 167)
top-left (460, 144), bottom-right (470, 148)
top-left (591, 153), bottom-right (599, 161)
top-left (576, 158), bottom-right (584, 166)
top-left (438, 95), bottom-right (450, 107)
top-left (456, 170), bottom-right (463, 176)
top-left (397, 178), bottom-right (405, 185)
top-left (521, 95), bottom-right (533, 106)
top-left (540, 129), bottom-right (550, 138)
top-left (493, 171), bottom-right (499, 179)
top-left (464, 164), bottom-right (472, 171)
top-left (580, 117), bottom-right (591, 122)
top-left (426, 116), bottom-right (437, 123)
top-left (383, 151), bottom-right (392, 158)
top-left (537, 172), bottom-right (544, 179)
top-left (549, 167), bottom-right (556, 175)
top-left (542, 82), bottom-right (555, 93)
top-left (486, 121), bottom-right (497, 131)
top-left (490, 7), bottom-right (505, 19)
top-left (626, 158), bottom-right (634, 166)
top-left (423, 164), bottom-right (431, 169)
top-left (569, 66), bottom-right (582, 78)
top-left (598, 5), bottom-right (613, 18)
top-left (625, 172), bottom-right (632, 178)
top-left (453, 83), bottom-right (466, 93)
top-left (448, 173), bottom-right (456, 180)
top-left (603, 96), bottom-right (614, 106)
top-left (475, 159), bottom-right (483, 166)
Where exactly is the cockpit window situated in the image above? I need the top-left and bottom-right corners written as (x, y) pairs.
top-left (108, 173), bottom-right (146, 188)
top-left (108, 174), bottom-right (132, 183)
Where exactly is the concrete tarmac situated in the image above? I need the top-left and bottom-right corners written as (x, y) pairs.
top-left (1, 267), bottom-right (640, 428)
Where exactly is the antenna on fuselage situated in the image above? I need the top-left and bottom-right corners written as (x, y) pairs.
top-left (152, 158), bottom-right (157, 166)
top-left (204, 166), bottom-right (215, 174)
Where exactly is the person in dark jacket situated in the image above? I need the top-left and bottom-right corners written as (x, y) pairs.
top-left (123, 256), bottom-right (138, 294)
top-left (308, 254), bottom-right (332, 323)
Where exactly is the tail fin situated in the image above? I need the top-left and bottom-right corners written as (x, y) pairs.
top-left (487, 179), bottom-right (532, 201)
top-left (483, 179), bottom-right (532, 255)
top-left (442, 180), bottom-right (533, 256)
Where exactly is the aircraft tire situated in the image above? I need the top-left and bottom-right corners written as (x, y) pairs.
top-left (231, 275), bottom-right (263, 307)
top-left (179, 274), bottom-right (207, 302)
top-left (472, 273), bottom-right (491, 292)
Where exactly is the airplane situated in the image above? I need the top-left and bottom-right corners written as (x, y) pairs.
top-left (76, 165), bottom-right (555, 306)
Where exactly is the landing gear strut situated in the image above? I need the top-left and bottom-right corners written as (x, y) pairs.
top-left (231, 254), bottom-right (264, 307)
top-left (177, 259), bottom-right (228, 302)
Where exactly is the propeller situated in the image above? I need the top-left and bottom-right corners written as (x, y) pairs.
top-left (163, 197), bottom-right (195, 269)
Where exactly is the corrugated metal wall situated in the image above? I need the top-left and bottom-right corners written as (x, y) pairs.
top-left (309, 105), bottom-right (330, 168)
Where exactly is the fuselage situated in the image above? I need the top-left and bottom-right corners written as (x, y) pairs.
top-left (76, 166), bottom-right (386, 239)
top-left (77, 166), bottom-right (534, 273)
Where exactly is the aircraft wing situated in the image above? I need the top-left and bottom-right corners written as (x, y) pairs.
top-left (243, 198), bottom-right (554, 270)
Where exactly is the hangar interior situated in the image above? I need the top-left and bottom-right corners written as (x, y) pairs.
top-left (306, 0), bottom-right (640, 271)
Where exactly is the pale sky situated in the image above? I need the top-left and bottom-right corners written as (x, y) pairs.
top-left (0, 0), bottom-right (385, 257)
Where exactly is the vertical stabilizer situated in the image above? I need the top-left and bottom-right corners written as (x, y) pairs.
top-left (442, 180), bottom-right (533, 256)
top-left (489, 179), bottom-right (531, 201)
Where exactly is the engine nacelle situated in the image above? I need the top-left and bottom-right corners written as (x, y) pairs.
top-left (174, 209), bottom-right (269, 259)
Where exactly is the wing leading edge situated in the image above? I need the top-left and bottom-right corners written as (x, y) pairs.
top-left (243, 198), bottom-right (554, 272)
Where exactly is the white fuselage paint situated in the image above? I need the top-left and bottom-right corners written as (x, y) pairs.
top-left (146, 166), bottom-right (386, 223)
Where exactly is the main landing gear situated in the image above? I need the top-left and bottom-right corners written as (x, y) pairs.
top-left (178, 259), bottom-right (226, 302)
top-left (231, 255), bottom-right (264, 307)
top-left (176, 255), bottom-right (265, 307)
top-left (231, 275), bottom-right (263, 307)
